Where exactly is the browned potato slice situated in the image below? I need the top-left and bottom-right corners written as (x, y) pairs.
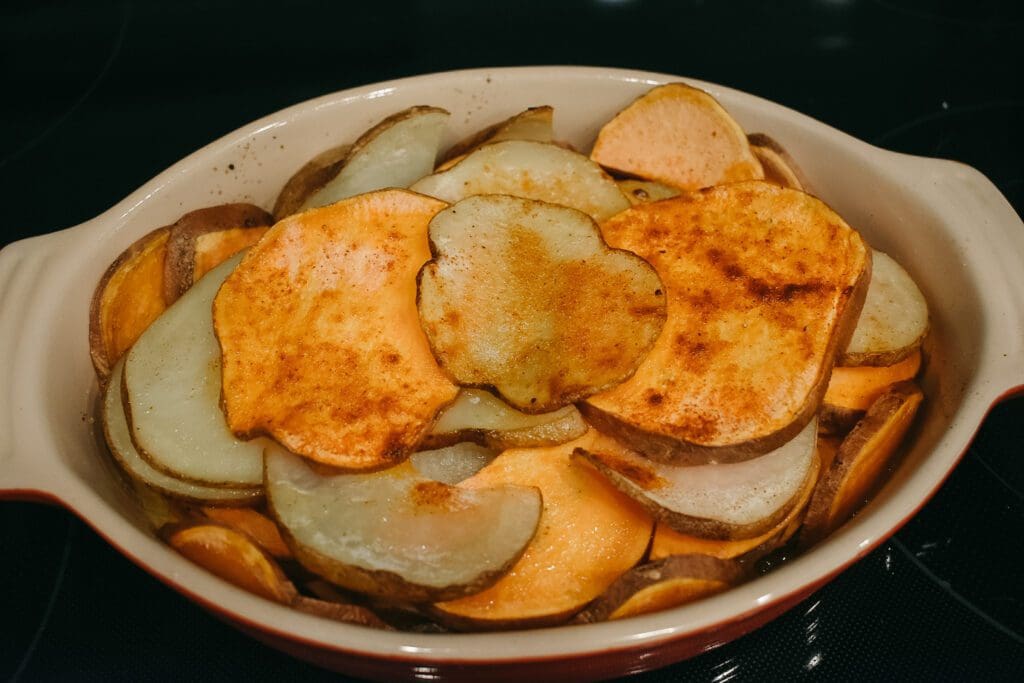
top-left (424, 389), bottom-right (587, 450)
top-left (265, 444), bottom-right (542, 603)
top-left (820, 350), bottom-right (921, 434)
top-left (292, 596), bottom-right (392, 630)
top-left (578, 420), bottom-right (817, 541)
top-left (582, 183), bottom-right (870, 463)
top-left (89, 227), bottom-right (170, 383)
top-left (747, 133), bottom-right (807, 191)
top-left (298, 106), bottom-right (449, 213)
top-left (802, 382), bottom-right (924, 545)
top-left (163, 522), bottom-right (297, 604)
top-left (573, 555), bottom-right (745, 623)
top-left (439, 105), bottom-right (554, 165)
top-left (617, 179), bottom-right (680, 206)
top-left (214, 190), bottom-right (458, 470)
top-left (201, 507), bottom-right (291, 558)
top-left (432, 432), bottom-right (654, 630)
top-left (162, 203), bottom-right (272, 302)
top-left (590, 82), bottom-right (763, 190)
top-left (272, 143), bottom-right (351, 220)
top-left (840, 250), bottom-right (929, 367)
top-left (410, 140), bottom-right (631, 222)
top-left (418, 195), bottom-right (666, 412)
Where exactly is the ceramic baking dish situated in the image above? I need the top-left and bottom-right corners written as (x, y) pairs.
top-left (1, 66), bottom-right (1021, 681)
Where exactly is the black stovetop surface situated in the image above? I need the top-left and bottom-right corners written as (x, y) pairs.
top-left (2, 1), bottom-right (1022, 680)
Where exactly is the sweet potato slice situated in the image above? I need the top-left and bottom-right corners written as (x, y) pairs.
top-left (432, 432), bottom-right (654, 630)
top-left (162, 203), bottom-right (272, 302)
top-left (265, 444), bottom-right (542, 603)
top-left (418, 195), bottom-right (666, 412)
top-left (590, 82), bottom-right (763, 190)
top-left (649, 433), bottom-right (827, 560)
top-left (821, 350), bottom-right (921, 434)
top-left (583, 182), bottom-right (870, 463)
top-left (299, 106), bottom-right (449, 212)
top-left (214, 190), bottom-right (458, 469)
top-left (272, 143), bottom-right (351, 220)
top-left (573, 555), bottom-right (744, 623)
top-left (578, 420), bottom-right (817, 541)
top-left (89, 227), bottom-right (170, 383)
top-left (618, 179), bottom-right (680, 206)
top-left (424, 389), bottom-right (587, 450)
top-left (802, 382), bottom-right (924, 544)
top-left (201, 507), bottom-right (290, 558)
top-left (163, 522), bottom-right (297, 604)
top-left (840, 250), bottom-right (929, 367)
top-left (439, 106), bottom-right (554, 165)
top-left (410, 140), bottom-right (631, 222)
top-left (747, 133), bottom-right (807, 191)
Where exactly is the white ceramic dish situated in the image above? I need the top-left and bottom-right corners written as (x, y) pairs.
top-left (1, 66), bottom-right (1022, 681)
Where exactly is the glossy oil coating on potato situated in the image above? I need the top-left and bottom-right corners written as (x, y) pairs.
top-left (583, 182), bottom-right (870, 462)
top-left (214, 189), bottom-right (459, 469)
top-left (418, 195), bottom-right (666, 412)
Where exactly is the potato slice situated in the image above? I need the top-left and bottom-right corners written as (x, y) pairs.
top-left (163, 522), bottom-right (297, 603)
top-left (424, 389), bottom-right (587, 450)
top-left (821, 350), bottom-right (921, 434)
top-left (162, 203), bottom-right (272, 302)
top-left (201, 507), bottom-right (291, 558)
top-left (273, 143), bottom-right (351, 220)
top-left (747, 133), bottom-right (807, 191)
top-left (573, 555), bottom-right (745, 623)
top-left (292, 596), bottom-right (391, 630)
top-left (123, 254), bottom-right (266, 487)
top-left (418, 195), bottom-right (666, 412)
top-left (840, 250), bottom-right (929, 366)
top-left (618, 179), bottom-right (680, 206)
top-left (583, 183), bottom-right (870, 463)
top-left (89, 227), bottom-right (170, 383)
top-left (590, 82), bottom-right (763, 190)
top-left (649, 433), bottom-right (827, 560)
top-left (439, 105), bottom-right (554, 165)
top-left (410, 140), bottom-right (630, 222)
top-left (409, 442), bottom-right (497, 484)
top-left (299, 106), bottom-right (449, 212)
top-left (102, 359), bottom-right (262, 504)
top-left (432, 432), bottom-right (654, 630)
top-left (213, 190), bottom-right (458, 470)
top-left (578, 420), bottom-right (817, 541)
top-left (265, 443), bottom-right (542, 603)
top-left (802, 382), bottom-right (923, 544)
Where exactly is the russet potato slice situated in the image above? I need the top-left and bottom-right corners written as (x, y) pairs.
top-left (583, 182), bottom-right (870, 463)
top-left (418, 195), bottom-right (666, 412)
top-left (439, 105), bottom-right (554, 166)
top-left (273, 143), bottom-right (352, 220)
top-left (409, 442), bottom-right (497, 485)
top-left (265, 443), bottom-right (542, 603)
top-left (214, 190), bottom-right (458, 470)
top-left (410, 140), bottom-right (631, 222)
top-left (578, 420), bottom-right (818, 541)
top-left (590, 82), bottom-right (764, 190)
top-left (123, 254), bottom-right (266, 487)
top-left (298, 106), bottom-right (449, 213)
top-left (432, 431), bottom-right (654, 630)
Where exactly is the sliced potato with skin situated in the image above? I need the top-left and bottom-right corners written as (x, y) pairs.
top-left (820, 349), bottom-right (921, 435)
top-left (432, 432), bottom-right (654, 630)
top-left (418, 195), bottom-right (666, 412)
top-left (424, 388), bottom-right (587, 450)
top-left (802, 382), bottom-right (923, 545)
top-left (747, 133), bottom-right (807, 191)
top-left (618, 179), bottom-right (680, 206)
top-left (439, 106), bottom-right (554, 165)
top-left (124, 254), bottom-right (266, 487)
top-left (214, 190), bottom-right (458, 470)
top-left (89, 227), bottom-right (170, 383)
top-left (578, 420), bottom-right (818, 541)
top-left (162, 203), bottom-right (272, 302)
top-left (292, 596), bottom-right (392, 630)
top-left (583, 183), bottom-right (870, 463)
top-left (102, 359), bottom-right (262, 504)
top-left (265, 443), bottom-right (542, 603)
top-left (411, 140), bottom-right (631, 222)
top-left (273, 143), bottom-right (351, 220)
top-left (573, 555), bottom-right (745, 623)
top-left (163, 522), bottom-right (297, 604)
top-left (409, 442), bottom-right (497, 485)
top-left (840, 250), bottom-right (929, 367)
top-left (299, 106), bottom-right (449, 212)
top-left (590, 82), bottom-right (763, 191)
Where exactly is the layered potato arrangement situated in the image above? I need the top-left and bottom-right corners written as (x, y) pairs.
top-left (90, 82), bottom-right (929, 630)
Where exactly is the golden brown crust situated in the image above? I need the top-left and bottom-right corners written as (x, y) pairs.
top-left (272, 143), bottom-right (352, 220)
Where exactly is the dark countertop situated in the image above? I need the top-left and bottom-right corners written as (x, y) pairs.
top-left (2, 1), bottom-right (1022, 680)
